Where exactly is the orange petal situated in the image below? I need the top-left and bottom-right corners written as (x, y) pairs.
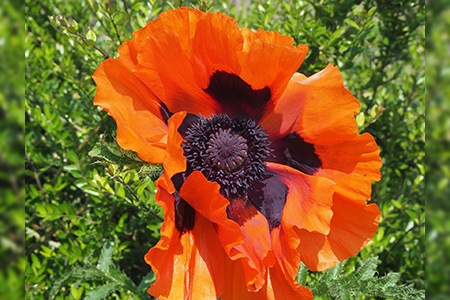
top-left (127, 8), bottom-right (310, 123)
top-left (261, 73), bottom-right (307, 139)
top-left (238, 29), bottom-right (309, 105)
top-left (268, 227), bottom-right (314, 300)
top-left (221, 258), bottom-right (253, 299)
top-left (265, 64), bottom-right (360, 144)
top-left (179, 171), bottom-right (275, 292)
top-left (132, 8), bottom-right (220, 116)
top-left (191, 15), bottom-right (308, 120)
top-left (267, 162), bottom-right (335, 235)
top-left (136, 29), bottom-right (221, 116)
top-left (135, 9), bottom-right (235, 116)
top-left (116, 40), bottom-right (139, 70)
top-left (227, 197), bottom-right (276, 292)
top-left (162, 112), bottom-right (187, 179)
top-left (221, 252), bottom-right (313, 300)
top-left (270, 225), bottom-right (300, 285)
top-left (263, 261), bottom-right (314, 300)
top-left (132, 7), bottom-right (209, 116)
top-left (295, 64), bottom-right (360, 145)
top-left (178, 171), bottom-right (243, 252)
top-left (145, 186), bottom-right (226, 299)
top-left (315, 132), bottom-right (382, 204)
top-left (191, 10), bottom-right (244, 81)
top-left (92, 44), bottom-right (168, 164)
top-left (298, 194), bottom-right (381, 271)
top-left (132, 8), bottom-right (203, 51)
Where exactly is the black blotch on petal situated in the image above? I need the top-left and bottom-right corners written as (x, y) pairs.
top-left (159, 102), bottom-right (172, 124)
top-left (204, 71), bottom-right (271, 121)
top-left (171, 173), bottom-right (185, 191)
top-left (247, 171), bottom-right (288, 230)
top-left (268, 132), bottom-right (322, 175)
top-left (174, 193), bottom-right (195, 234)
top-left (171, 173), bottom-right (195, 234)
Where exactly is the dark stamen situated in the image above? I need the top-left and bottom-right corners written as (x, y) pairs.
top-left (182, 115), bottom-right (271, 199)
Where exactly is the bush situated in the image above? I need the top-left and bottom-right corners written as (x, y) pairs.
top-left (25, 0), bottom-right (425, 298)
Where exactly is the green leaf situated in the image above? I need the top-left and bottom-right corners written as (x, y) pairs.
top-left (70, 285), bottom-right (84, 300)
top-left (86, 29), bottom-right (97, 42)
top-left (71, 267), bottom-right (104, 281)
top-left (356, 112), bottom-right (365, 127)
top-left (66, 149), bottom-right (79, 163)
top-left (49, 271), bottom-right (73, 300)
top-left (309, 257), bottom-right (425, 299)
top-left (296, 263), bottom-right (308, 285)
top-left (84, 283), bottom-right (119, 300)
top-left (98, 241), bottom-right (114, 272)
top-left (345, 18), bottom-right (361, 30)
top-left (353, 257), bottom-right (378, 281)
top-left (88, 143), bottom-right (136, 165)
top-left (137, 271), bottom-right (155, 294)
top-left (140, 164), bottom-right (163, 180)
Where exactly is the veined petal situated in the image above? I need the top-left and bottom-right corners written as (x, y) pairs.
top-left (221, 253), bottom-right (313, 300)
top-left (145, 186), bottom-right (225, 299)
top-left (261, 73), bottom-right (307, 139)
top-left (132, 7), bottom-right (203, 51)
top-left (132, 8), bottom-right (309, 123)
top-left (238, 29), bottom-right (309, 112)
top-left (179, 171), bottom-right (275, 292)
top-left (267, 163), bottom-right (335, 235)
top-left (227, 197), bottom-right (276, 291)
top-left (298, 194), bottom-right (381, 271)
top-left (116, 40), bottom-right (139, 71)
top-left (268, 227), bottom-right (314, 300)
top-left (245, 162), bottom-right (334, 235)
top-left (291, 64), bottom-right (360, 145)
top-left (191, 11), bottom-right (244, 80)
top-left (263, 64), bottom-right (360, 144)
top-left (133, 8), bottom-right (220, 115)
top-left (315, 132), bottom-right (382, 204)
top-left (136, 29), bottom-right (221, 116)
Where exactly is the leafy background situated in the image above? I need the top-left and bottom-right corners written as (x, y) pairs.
top-left (1, 1), bottom-right (25, 299)
top-left (23, 0), bottom-right (430, 299)
top-left (426, 0), bottom-right (450, 298)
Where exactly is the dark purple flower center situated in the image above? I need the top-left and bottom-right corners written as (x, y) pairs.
top-left (206, 128), bottom-right (248, 172)
top-left (182, 114), bottom-right (271, 199)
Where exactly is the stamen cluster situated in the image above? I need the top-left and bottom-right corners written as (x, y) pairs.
top-left (183, 115), bottom-right (271, 199)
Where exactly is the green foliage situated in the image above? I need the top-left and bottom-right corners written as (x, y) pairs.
top-left (426, 1), bottom-right (450, 298)
top-left (1, 1), bottom-right (25, 299)
top-left (25, 0), bottom-right (425, 299)
top-left (88, 140), bottom-right (163, 181)
top-left (302, 258), bottom-right (424, 300)
top-left (48, 241), bottom-right (151, 300)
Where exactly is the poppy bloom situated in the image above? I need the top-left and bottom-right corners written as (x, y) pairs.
top-left (93, 7), bottom-right (382, 300)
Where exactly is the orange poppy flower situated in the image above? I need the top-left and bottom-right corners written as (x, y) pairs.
top-left (93, 7), bottom-right (382, 300)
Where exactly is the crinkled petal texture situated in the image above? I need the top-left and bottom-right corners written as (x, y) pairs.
top-left (93, 8), bottom-right (309, 164)
top-left (262, 64), bottom-right (382, 271)
top-left (150, 170), bottom-right (315, 300)
top-left (94, 7), bottom-right (382, 300)
top-left (145, 176), bottom-right (226, 300)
